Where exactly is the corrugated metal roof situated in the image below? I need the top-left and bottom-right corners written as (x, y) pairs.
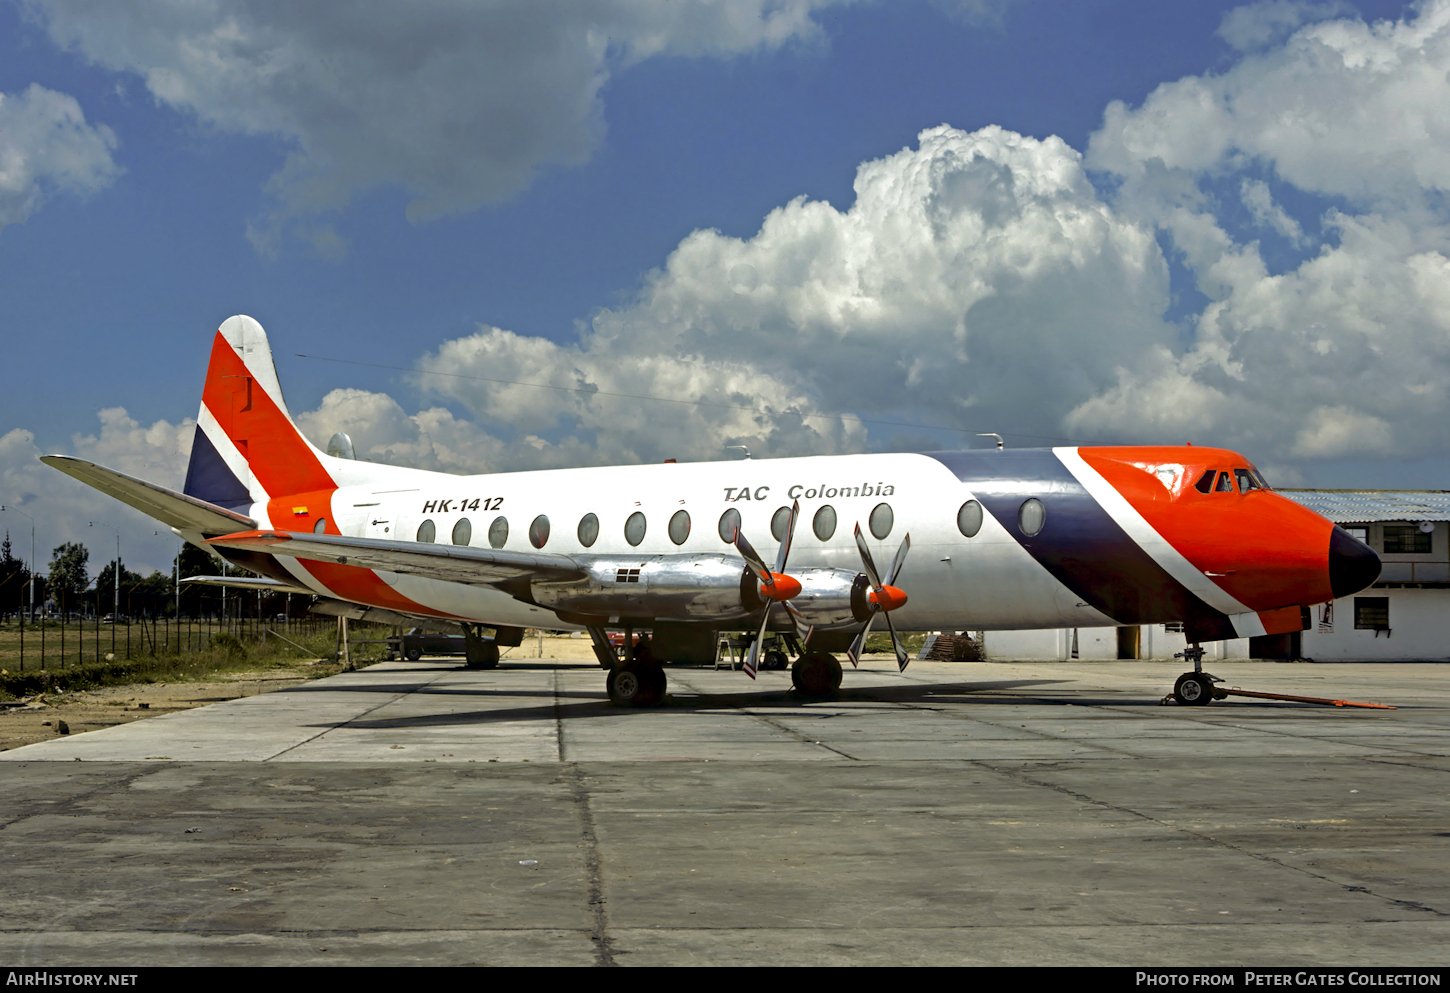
top-left (1280, 490), bottom-right (1450, 523)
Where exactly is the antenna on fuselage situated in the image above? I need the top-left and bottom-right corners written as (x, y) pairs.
top-left (977, 433), bottom-right (1004, 450)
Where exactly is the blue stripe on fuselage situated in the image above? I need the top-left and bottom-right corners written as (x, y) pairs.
top-left (924, 450), bottom-right (1235, 641)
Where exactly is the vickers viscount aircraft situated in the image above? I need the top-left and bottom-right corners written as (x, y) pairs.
top-left (44, 316), bottom-right (1381, 706)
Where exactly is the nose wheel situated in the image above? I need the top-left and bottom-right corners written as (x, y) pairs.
top-left (1171, 643), bottom-right (1224, 705)
top-left (1173, 672), bottom-right (1216, 706)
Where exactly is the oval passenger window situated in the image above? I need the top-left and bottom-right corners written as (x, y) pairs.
top-left (869, 503), bottom-right (893, 540)
top-left (529, 515), bottom-right (550, 549)
top-left (669, 509), bottom-right (691, 545)
top-left (1018, 498), bottom-right (1045, 537)
top-left (313, 518), bottom-right (327, 534)
top-left (718, 508), bottom-right (741, 543)
top-left (957, 500), bottom-right (983, 538)
top-left (416, 519), bottom-right (436, 543)
top-left (771, 506), bottom-right (793, 542)
top-left (452, 518), bottom-right (472, 546)
top-left (813, 505), bottom-right (837, 541)
top-left (578, 513), bottom-right (599, 548)
top-left (625, 511), bottom-right (647, 547)
top-left (487, 516), bottom-right (508, 549)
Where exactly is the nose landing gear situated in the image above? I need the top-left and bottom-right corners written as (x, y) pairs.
top-left (1171, 643), bottom-right (1225, 706)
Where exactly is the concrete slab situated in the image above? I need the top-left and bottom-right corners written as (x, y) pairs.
top-left (0, 659), bottom-right (1446, 966)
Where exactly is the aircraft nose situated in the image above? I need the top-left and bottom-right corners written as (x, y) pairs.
top-left (1329, 526), bottom-right (1381, 598)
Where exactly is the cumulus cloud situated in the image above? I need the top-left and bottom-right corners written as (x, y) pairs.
top-left (0, 82), bottom-right (120, 234)
top-left (28, 0), bottom-right (843, 251)
top-left (1090, 1), bottom-right (1450, 207)
top-left (1216, 0), bottom-right (1353, 51)
top-left (1067, 0), bottom-right (1450, 469)
top-left (2, 410), bottom-right (195, 578)
top-left (379, 125), bottom-right (1171, 464)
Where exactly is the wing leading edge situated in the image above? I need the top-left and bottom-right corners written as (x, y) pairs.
top-left (205, 530), bottom-right (589, 588)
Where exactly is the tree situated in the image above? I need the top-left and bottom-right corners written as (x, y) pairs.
top-left (0, 531), bottom-right (30, 616)
top-left (48, 542), bottom-right (91, 607)
top-left (95, 559), bottom-right (147, 617)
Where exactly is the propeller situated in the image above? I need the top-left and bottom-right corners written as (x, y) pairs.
top-left (846, 523), bottom-right (912, 671)
top-left (733, 500), bottom-right (807, 679)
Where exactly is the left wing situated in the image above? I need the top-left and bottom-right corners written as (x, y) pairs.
top-left (206, 530), bottom-right (589, 588)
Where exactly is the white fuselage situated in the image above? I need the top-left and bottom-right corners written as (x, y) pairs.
top-left (253, 451), bottom-right (1117, 632)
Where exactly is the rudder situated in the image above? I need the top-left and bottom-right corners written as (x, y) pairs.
top-left (183, 315), bottom-right (334, 510)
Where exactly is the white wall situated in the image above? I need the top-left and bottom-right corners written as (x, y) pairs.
top-left (980, 626), bottom-right (1249, 661)
top-left (1303, 589), bottom-right (1450, 661)
top-left (978, 587), bottom-right (1450, 661)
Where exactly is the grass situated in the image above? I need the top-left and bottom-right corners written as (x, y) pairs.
top-left (0, 618), bottom-right (393, 700)
top-left (862, 631), bottom-right (928, 655)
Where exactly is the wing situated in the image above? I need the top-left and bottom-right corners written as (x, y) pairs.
top-left (41, 456), bottom-right (256, 535)
top-left (206, 530), bottom-right (588, 587)
top-left (180, 575), bottom-right (317, 595)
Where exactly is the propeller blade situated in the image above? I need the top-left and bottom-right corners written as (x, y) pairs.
top-left (773, 500), bottom-right (799, 576)
top-left (853, 522), bottom-right (884, 590)
top-left (881, 604), bottom-right (909, 672)
top-left (845, 607), bottom-right (878, 668)
top-left (743, 602), bottom-right (773, 679)
top-left (885, 532), bottom-right (912, 587)
top-left (734, 527), bottom-right (774, 590)
top-left (782, 599), bottom-right (810, 645)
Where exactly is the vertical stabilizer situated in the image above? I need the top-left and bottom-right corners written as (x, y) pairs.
top-left (182, 315), bottom-right (335, 510)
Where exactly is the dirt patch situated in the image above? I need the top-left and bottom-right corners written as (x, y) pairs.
top-left (0, 663), bottom-right (345, 752)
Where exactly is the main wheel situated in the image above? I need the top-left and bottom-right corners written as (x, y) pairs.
top-left (791, 652), bottom-right (842, 698)
top-left (607, 661), bottom-right (666, 707)
top-left (1174, 672), bottom-right (1213, 706)
top-left (464, 642), bottom-right (500, 670)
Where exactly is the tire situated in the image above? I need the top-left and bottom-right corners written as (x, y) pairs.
top-left (464, 642), bottom-right (500, 669)
top-left (607, 661), bottom-right (665, 707)
top-left (406, 647), bottom-right (422, 661)
top-left (1174, 672), bottom-right (1213, 706)
top-left (791, 653), bottom-right (841, 698)
top-left (762, 649), bottom-right (788, 671)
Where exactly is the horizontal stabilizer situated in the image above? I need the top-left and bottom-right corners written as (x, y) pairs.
top-left (206, 529), bottom-right (588, 587)
top-left (41, 456), bottom-right (256, 535)
top-left (308, 598), bottom-right (463, 632)
top-left (180, 575), bottom-right (315, 595)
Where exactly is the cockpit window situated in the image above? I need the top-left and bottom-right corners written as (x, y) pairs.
top-left (1214, 471), bottom-right (1235, 493)
top-left (1194, 470), bottom-right (1216, 494)
top-left (1235, 468), bottom-right (1261, 492)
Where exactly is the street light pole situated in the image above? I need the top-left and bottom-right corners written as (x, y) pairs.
top-left (89, 521), bottom-right (120, 657)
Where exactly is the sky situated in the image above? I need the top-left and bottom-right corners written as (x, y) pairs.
top-left (0, 0), bottom-right (1445, 576)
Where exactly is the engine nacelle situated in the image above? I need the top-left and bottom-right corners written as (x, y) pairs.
top-left (532, 554), bottom-right (756, 622)
top-left (531, 555), bottom-right (872, 628)
top-left (787, 568), bottom-right (873, 630)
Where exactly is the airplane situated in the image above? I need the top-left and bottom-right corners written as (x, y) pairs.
top-left (43, 315), bottom-right (1382, 707)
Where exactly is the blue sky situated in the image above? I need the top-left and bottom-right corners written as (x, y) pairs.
top-left (0, 0), bottom-right (1444, 574)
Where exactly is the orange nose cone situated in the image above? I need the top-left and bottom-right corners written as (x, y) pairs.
top-left (762, 573), bottom-right (802, 601)
top-left (869, 585), bottom-right (908, 611)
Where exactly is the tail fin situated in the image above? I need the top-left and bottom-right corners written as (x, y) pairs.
top-left (182, 315), bottom-right (334, 510)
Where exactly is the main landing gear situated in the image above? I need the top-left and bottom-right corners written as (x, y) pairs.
top-left (791, 651), bottom-right (842, 698)
top-left (1172, 643), bottom-right (1225, 706)
top-left (591, 625), bottom-right (668, 707)
top-left (461, 624), bottom-right (500, 670)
